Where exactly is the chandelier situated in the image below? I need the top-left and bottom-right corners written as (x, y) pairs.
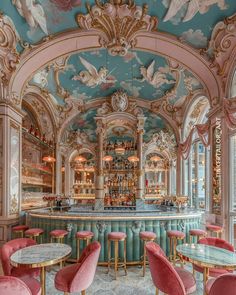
top-left (115, 147), bottom-right (125, 155)
top-left (42, 155), bottom-right (56, 163)
top-left (103, 155), bottom-right (113, 162)
top-left (74, 155), bottom-right (87, 162)
top-left (128, 155), bottom-right (139, 162)
top-left (150, 155), bottom-right (161, 162)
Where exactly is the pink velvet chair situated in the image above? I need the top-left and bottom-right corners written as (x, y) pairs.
top-left (0, 275), bottom-right (41, 295)
top-left (206, 274), bottom-right (236, 295)
top-left (55, 241), bottom-right (101, 295)
top-left (1, 238), bottom-right (40, 278)
top-left (146, 242), bottom-right (196, 295)
top-left (193, 237), bottom-right (234, 277)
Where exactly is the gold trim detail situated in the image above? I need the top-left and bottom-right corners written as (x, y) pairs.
top-left (76, 0), bottom-right (158, 56)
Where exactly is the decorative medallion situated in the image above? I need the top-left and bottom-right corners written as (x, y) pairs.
top-left (111, 90), bottom-right (128, 112)
top-left (76, 0), bottom-right (158, 56)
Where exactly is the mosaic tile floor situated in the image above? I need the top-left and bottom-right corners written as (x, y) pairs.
top-left (46, 264), bottom-right (204, 295)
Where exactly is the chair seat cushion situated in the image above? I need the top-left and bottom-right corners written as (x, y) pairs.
top-left (12, 225), bottom-right (29, 232)
top-left (206, 225), bottom-right (222, 232)
top-left (20, 276), bottom-right (41, 295)
top-left (25, 228), bottom-right (44, 236)
top-left (50, 230), bottom-right (68, 237)
top-left (12, 267), bottom-right (40, 278)
top-left (76, 231), bottom-right (94, 239)
top-left (140, 231), bottom-right (157, 240)
top-left (189, 229), bottom-right (207, 236)
top-left (175, 266), bottom-right (196, 294)
top-left (55, 263), bottom-right (81, 292)
top-left (167, 230), bottom-right (185, 239)
top-left (193, 264), bottom-right (231, 277)
top-left (108, 232), bottom-right (126, 240)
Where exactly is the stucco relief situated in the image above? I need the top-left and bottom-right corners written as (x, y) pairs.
top-left (0, 13), bottom-right (20, 86)
top-left (76, 0), bottom-right (157, 56)
top-left (144, 130), bottom-right (177, 159)
top-left (9, 123), bottom-right (20, 214)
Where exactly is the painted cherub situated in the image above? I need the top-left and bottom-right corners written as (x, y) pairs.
top-left (136, 60), bottom-right (175, 89)
top-left (72, 57), bottom-right (113, 88)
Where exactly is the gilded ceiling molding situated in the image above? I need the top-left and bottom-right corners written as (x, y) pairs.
top-left (0, 13), bottom-right (20, 86)
top-left (52, 56), bottom-right (70, 100)
top-left (9, 28), bottom-right (221, 107)
top-left (143, 130), bottom-right (177, 160)
top-left (0, 13), bottom-right (20, 108)
top-left (202, 13), bottom-right (236, 96)
top-left (76, 0), bottom-right (157, 56)
top-left (23, 84), bottom-right (58, 134)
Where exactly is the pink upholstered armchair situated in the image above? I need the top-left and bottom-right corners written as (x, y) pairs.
top-left (193, 237), bottom-right (234, 277)
top-left (0, 238), bottom-right (40, 278)
top-left (206, 274), bottom-right (236, 295)
top-left (146, 242), bottom-right (196, 295)
top-left (55, 241), bottom-right (101, 295)
top-left (0, 275), bottom-right (41, 295)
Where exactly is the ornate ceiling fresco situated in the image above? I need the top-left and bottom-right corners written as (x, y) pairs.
top-left (1, 0), bottom-right (236, 151)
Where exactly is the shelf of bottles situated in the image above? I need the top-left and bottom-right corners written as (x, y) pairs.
top-left (103, 139), bottom-right (138, 210)
top-left (22, 125), bottom-right (54, 194)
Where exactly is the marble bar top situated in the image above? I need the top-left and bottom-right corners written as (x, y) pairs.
top-left (28, 206), bottom-right (202, 220)
top-left (10, 243), bottom-right (72, 268)
top-left (176, 243), bottom-right (236, 269)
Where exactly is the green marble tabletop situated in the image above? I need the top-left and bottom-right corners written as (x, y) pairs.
top-left (176, 243), bottom-right (236, 269)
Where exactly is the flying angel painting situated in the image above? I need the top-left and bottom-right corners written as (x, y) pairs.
top-left (12, 0), bottom-right (48, 34)
top-left (136, 60), bottom-right (175, 89)
top-left (72, 57), bottom-right (116, 88)
top-left (163, 0), bottom-right (227, 23)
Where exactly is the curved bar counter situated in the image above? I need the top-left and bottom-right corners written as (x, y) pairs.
top-left (28, 207), bottom-right (202, 262)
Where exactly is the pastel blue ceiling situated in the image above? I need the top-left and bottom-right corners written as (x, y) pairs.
top-left (1, 0), bottom-right (236, 49)
top-left (67, 108), bottom-right (172, 143)
top-left (29, 50), bottom-right (202, 104)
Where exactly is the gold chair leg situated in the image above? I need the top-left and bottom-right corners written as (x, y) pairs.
top-left (143, 240), bottom-right (146, 277)
top-left (190, 235), bottom-right (192, 244)
top-left (124, 238), bottom-right (127, 275)
top-left (107, 239), bottom-right (111, 274)
top-left (77, 239), bottom-right (80, 260)
top-left (64, 293), bottom-right (69, 295)
top-left (156, 288), bottom-right (159, 295)
top-left (173, 238), bottom-right (177, 265)
top-left (169, 237), bottom-right (172, 261)
top-left (114, 240), bottom-right (118, 280)
top-left (86, 238), bottom-right (89, 246)
top-left (81, 290), bottom-right (86, 295)
top-left (50, 237), bottom-right (53, 243)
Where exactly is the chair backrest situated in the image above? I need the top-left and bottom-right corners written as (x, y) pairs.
top-left (0, 275), bottom-right (32, 295)
top-left (198, 237), bottom-right (234, 252)
top-left (69, 241), bottom-right (101, 293)
top-left (146, 242), bottom-right (186, 295)
top-left (209, 274), bottom-right (236, 295)
top-left (0, 238), bottom-right (36, 275)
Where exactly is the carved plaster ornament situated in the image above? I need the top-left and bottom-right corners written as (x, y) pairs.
top-left (111, 90), bottom-right (128, 112)
top-left (0, 13), bottom-right (20, 86)
top-left (76, 0), bottom-right (158, 56)
top-left (52, 56), bottom-right (70, 99)
top-left (12, 0), bottom-right (48, 34)
top-left (146, 130), bottom-right (177, 158)
top-left (72, 57), bottom-right (114, 88)
top-left (163, 0), bottom-right (227, 23)
top-left (136, 60), bottom-right (175, 89)
top-left (97, 102), bottom-right (112, 115)
top-left (32, 68), bottom-right (48, 88)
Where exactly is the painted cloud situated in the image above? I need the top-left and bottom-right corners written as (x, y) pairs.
top-left (180, 29), bottom-right (208, 49)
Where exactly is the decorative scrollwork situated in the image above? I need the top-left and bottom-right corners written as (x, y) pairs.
top-left (76, 0), bottom-right (158, 56)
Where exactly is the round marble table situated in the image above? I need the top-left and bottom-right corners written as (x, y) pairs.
top-left (176, 243), bottom-right (236, 295)
top-left (10, 243), bottom-right (71, 295)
